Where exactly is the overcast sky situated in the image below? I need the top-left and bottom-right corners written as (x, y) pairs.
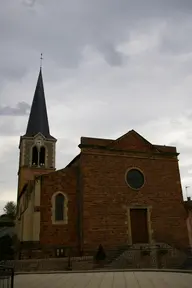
top-left (1, 0), bottom-right (192, 214)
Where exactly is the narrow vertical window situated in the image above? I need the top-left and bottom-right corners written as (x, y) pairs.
top-left (55, 193), bottom-right (65, 221)
top-left (40, 146), bottom-right (46, 166)
top-left (32, 146), bottom-right (38, 166)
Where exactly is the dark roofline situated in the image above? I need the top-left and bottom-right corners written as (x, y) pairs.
top-left (81, 136), bottom-right (113, 142)
top-left (154, 144), bottom-right (177, 149)
top-left (17, 183), bottom-right (29, 201)
top-left (79, 130), bottom-right (178, 156)
top-left (22, 132), bottom-right (57, 142)
top-left (17, 154), bottom-right (80, 202)
top-left (66, 154), bottom-right (80, 168)
top-left (78, 143), bottom-right (179, 156)
top-left (80, 133), bottom-right (177, 151)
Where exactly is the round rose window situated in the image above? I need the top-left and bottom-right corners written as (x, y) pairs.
top-left (126, 168), bottom-right (144, 190)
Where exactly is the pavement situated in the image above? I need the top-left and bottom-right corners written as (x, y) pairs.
top-left (13, 271), bottom-right (192, 288)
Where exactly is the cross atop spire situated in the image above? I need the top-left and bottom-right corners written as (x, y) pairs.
top-left (40, 53), bottom-right (43, 69)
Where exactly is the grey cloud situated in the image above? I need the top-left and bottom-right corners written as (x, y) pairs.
top-left (0, 65), bottom-right (28, 83)
top-left (0, 200), bottom-right (7, 215)
top-left (97, 43), bottom-right (125, 66)
top-left (0, 118), bottom-right (26, 136)
top-left (166, 140), bottom-right (192, 193)
top-left (57, 153), bottom-right (79, 170)
top-left (0, 144), bottom-right (18, 212)
top-left (1, 0), bottom-right (192, 82)
top-left (0, 144), bottom-right (18, 193)
top-left (1, 0), bottom-right (192, 205)
top-left (22, 0), bottom-right (37, 7)
top-left (0, 121), bottom-right (17, 136)
top-left (159, 18), bottom-right (192, 55)
top-left (0, 102), bottom-right (30, 116)
top-left (180, 165), bottom-right (192, 177)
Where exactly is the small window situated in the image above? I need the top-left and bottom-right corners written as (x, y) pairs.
top-left (52, 192), bottom-right (68, 224)
top-left (55, 193), bottom-right (65, 221)
top-left (55, 248), bottom-right (65, 258)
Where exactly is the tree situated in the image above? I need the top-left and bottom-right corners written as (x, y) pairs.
top-left (3, 201), bottom-right (16, 219)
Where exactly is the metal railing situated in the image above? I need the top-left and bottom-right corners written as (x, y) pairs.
top-left (0, 265), bottom-right (14, 288)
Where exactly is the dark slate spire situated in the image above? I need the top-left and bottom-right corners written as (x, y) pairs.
top-left (24, 69), bottom-right (55, 139)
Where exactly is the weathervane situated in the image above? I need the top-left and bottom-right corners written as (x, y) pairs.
top-left (40, 53), bottom-right (43, 69)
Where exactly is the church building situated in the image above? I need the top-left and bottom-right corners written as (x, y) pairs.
top-left (15, 69), bottom-right (189, 259)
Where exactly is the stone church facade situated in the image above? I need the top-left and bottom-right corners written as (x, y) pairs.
top-left (16, 69), bottom-right (189, 259)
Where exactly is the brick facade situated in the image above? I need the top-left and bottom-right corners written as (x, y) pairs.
top-left (185, 200), bottom-right (192, 248)
top-left (37, 130), bottom-right (189, 257)
top-left (18, 166), bottom-right (55, 195)
top-left (81, 151), bottom-right (187, 250)
top-left (40, 165), bottom-right (79, 256)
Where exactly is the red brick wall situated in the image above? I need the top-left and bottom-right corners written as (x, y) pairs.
top-left (40, 166), bottom-right (79, 252)
top-left (18, 166), bottom-right (54, 196)
top-left (186, 210), bottom-right (192, 248)
top-left (80, 149), bottom-right (189, 251)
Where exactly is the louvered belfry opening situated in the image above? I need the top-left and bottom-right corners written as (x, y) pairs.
top-left (40, 146), bottom-right (46, 166)
top-left (32, 146), bottom-right (38, 166)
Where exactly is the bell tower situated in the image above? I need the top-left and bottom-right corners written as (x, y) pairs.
top-left (17, 68), bottom-right (57, 197)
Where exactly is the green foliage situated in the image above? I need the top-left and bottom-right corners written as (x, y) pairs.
top-left (3, 201), bottom-right (16, 219)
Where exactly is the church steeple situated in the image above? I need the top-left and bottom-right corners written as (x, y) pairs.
top-left (17, 66), bottom-right (57, 197)
top-left (24, 68), bottom-right (55, 139)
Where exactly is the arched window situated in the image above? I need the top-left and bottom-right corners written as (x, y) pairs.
top-left (32, 146), bottom-right (38, 166)
top-left (55, 193), bottom-right (65, 221)
top-left (39, 146), bottom-right (46, 166)
top-left (52, 192), bottom-right (68, 224)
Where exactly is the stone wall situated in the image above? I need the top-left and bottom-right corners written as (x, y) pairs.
top-left (2, 244), bottom-right (188, 272)
top-left (4, 256), bottom-right (93, 272)
top-left (107, 244), bottom-right (187, 269)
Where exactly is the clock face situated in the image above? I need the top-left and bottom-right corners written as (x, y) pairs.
top-left (126, 168), bottom-right (144, 190)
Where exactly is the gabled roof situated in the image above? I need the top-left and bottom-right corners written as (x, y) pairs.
top-left (79, 130), bottom-right (178, 155)
top-left (23, 69), bottom-right (56, 140)
top-left (107, 129), bottom-right (158, 151)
